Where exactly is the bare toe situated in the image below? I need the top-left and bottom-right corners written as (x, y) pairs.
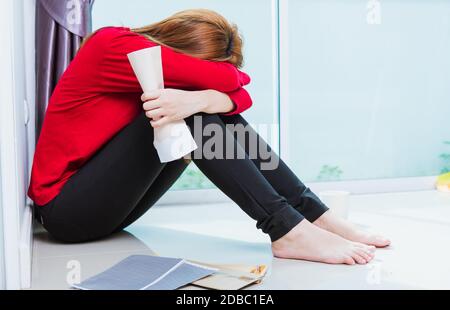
top-left (352, 253), bottom-right (367, 265)
top-left (354, 242), bottom-right (376, 253)
top-left (344, 257), bottom-right (356, 265)
top-left (356, 248), bottom-right (373, 262)
top-left (358, 234), bottom-right (390, 248)
top-left (372, 235), bottom-right (391, 248)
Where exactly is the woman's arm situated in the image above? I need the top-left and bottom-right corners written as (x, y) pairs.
top-left (142, 88), bottom-right (250, 128)
top-left (223, 87), bottom-right (253, 115)
top-left (160, 46), bottom-right (249, 92)
top-left (97, 28), bottom-right (249, 93)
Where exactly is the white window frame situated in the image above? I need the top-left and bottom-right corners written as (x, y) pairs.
top-left (158, 0), bottom-right (436, 205)
top-left (277, 0), bottom-right (436, 195)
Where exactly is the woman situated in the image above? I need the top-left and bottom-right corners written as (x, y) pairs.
top-left (29, 9), bottom-right (389, 265)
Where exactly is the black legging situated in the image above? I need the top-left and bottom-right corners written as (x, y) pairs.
top-left (35, 112), bottom-right (328, 243)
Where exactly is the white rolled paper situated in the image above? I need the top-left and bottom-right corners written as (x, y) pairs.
top-left (127, 47), bottom-right (198, 162)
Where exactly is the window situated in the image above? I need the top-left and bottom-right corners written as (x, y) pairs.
top-left (92, 0), bottom-right (448, 196)
top-left (92, 0), bottom-right (279, 191)
top-left (281, 0), bottom-right (450, 182)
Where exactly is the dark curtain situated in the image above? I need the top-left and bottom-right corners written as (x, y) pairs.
top-left (35, 0), bottom-right (94, 138)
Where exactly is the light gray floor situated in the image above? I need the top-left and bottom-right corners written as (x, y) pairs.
top-left (30, 190), bottom-right (450, 289)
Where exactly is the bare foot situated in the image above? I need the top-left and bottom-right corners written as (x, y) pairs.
top-left (272, 220), bottom-right (376, 265)
top-left (314, 211), bottom-right (390, 248)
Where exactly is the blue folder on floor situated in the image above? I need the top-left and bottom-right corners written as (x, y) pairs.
top-left (72, 255), bottom-right (217, 290)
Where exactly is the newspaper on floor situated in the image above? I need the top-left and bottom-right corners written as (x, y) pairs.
top-left (72, 255), bottom-right (217, 290)
top-left (189, 261), bottom-right (268, 290)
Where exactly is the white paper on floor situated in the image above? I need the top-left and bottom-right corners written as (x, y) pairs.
top-left (72, 255), bottom-right (217, 290)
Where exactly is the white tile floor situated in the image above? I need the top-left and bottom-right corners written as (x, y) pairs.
top-left (30, 190), bottom-right (450, 290)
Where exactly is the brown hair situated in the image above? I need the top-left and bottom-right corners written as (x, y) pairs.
top-left (131, 9), bottom-right (243, 68)
top-left (83, 9), bottom-right (243, 67)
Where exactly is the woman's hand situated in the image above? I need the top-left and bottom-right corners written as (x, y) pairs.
top-left (142, 89), bottom-right (235, 128)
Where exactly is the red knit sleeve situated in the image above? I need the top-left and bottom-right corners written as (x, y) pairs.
top-left (160, 45), bottom-right (244, 92)
top-left (95, 27), bottom-right (253, 114)
top-left (97, 28), bottom-right (244, 93)
top-left (223, 87), bottom-right (253, 115)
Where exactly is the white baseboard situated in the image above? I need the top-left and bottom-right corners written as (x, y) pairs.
top-left (308, 176), bottom-right (436, 195)
top-left (156, 176), bottom-right (437, 206)
top-left (19, 205), bottom-right (33, 289)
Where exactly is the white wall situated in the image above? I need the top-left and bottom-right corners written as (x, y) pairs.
top-left (0, 0), bottom-right (35, 289)
top-left (0, 157), bottom-right (5, 289)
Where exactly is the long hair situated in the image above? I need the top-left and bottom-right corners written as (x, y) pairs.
top-left (82, 9), bottom-right (243, 68)
top-left (132, 9), bottom-right (243, 68)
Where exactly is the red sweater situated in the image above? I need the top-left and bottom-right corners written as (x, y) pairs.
top-left (28, 27), bottom-right (252, 206)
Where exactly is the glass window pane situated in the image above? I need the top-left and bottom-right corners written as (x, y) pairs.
top-left (284, 0), bottom-right (450, 182)
top-left (92, 0), bottom-right (278, 190)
